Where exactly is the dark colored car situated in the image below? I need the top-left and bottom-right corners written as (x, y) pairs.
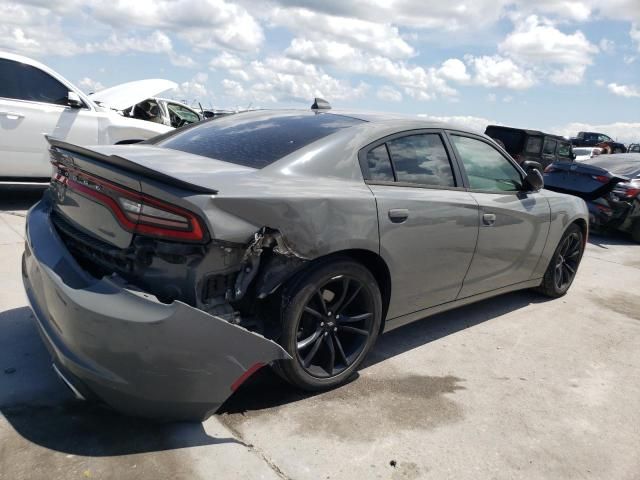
top-left (544, 153), bottom-right (640, 242)
top-left (23, 110), bottom-right (589, 420)
top-left (628, 144), bottom-right (640, 154)
top-left (485, 125), bottom-right (574, 169)
top-left (570, 132), bottom-right (626, 154)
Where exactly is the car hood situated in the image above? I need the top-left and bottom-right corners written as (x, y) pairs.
top-left (89, 79), bottom-right (177, 111)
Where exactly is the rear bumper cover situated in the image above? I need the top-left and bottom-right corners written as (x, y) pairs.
top-left (22, 197), bottom-right (290, 421)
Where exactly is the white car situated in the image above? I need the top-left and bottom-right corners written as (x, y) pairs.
top-left (573, 147), bottom-right (602, 161)
top-left (0, 51), bottom-right (176, 178)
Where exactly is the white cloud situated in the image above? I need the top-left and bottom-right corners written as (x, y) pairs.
top-left (632, 24), bottom-right (640, 51)
top-left (376, 85), bottom-right (403, 102)
top-left (270, 7), bottom-right (414, 59)
top-left (89, 0), bottom-right (264, 52)
top-left (599, 37), bottom-right (615, 53)
top-left (173, 72), bottom-right (209, 99)
top-left (210, 51), bottom-right (245, 70)
top-left (87, 31), bottom-right (173, 55)
top-left (467, 55), bottom-right (537, 89)
top-left (607, 83), bottom-right (640, 98)
top-left (498, 15), bottom-right (598, 84)
top-left (417, 114), bottom-right (497, 134)
top-left (78, 77), bottom-right (105, 93)
top-left (438, 58), bottom-right (470, 83)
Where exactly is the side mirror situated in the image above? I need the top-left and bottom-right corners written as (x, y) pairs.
top-left (67, 91), bottom-right (83, 109)
top-left (523, 169), bottom-right (544, 192)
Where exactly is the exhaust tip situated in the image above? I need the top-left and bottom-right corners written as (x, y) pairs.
top-left (52, 363), bottom-right (86, 401)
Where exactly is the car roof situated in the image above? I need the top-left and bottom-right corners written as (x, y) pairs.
top-left (486, 124), bottom-right (569, 142)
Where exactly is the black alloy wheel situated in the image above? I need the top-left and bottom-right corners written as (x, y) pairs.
top-left (296, 275), bottom-right (374, 378)
top-left (553, 231), bottom-right (582, 291)
top-left (276, 259), bottom-right (382, 390)
top-left (537, 224), bottom-right (584, 297)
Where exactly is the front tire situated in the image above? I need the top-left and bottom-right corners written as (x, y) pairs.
top-left (276, 259), bottom-right (382, 391)
top-left (537, 224), bottom-right (584, 297)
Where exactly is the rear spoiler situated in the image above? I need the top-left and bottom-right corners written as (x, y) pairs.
top-left (46, 136), bottom-right (218, 195)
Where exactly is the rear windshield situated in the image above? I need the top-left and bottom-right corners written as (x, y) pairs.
top-left (484, 127), bottom-right (525, 155)
top-left (154, 112), bottom-right (364, 168)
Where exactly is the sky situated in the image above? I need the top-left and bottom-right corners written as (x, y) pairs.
top-left (1, 0), bottom-right (639, 142)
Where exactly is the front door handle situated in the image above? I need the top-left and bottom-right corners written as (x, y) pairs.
top-left (388, 208), bottom-right (409, 223)
top-left (482, 213), bottom-right (496, 226)
top-left (0, 111), bottom-right (25, 119)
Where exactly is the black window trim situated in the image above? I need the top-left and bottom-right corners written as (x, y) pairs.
top-left (357, 128), bottom-right (466, 191)
top-left (444, 130), bottom-right (530, 196)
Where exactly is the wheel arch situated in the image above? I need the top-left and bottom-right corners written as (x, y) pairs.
top-left (280, 248), bottom-right (392, 332)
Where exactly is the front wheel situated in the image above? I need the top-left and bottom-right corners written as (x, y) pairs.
top-left (536, 224), bottom-right (584, 297)
top-left (276, 259), bottom-right (382, 391)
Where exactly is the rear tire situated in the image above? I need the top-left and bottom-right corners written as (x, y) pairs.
top-left (276, 259), bottom-right (382, 391)
top-left (536, 224), bottom-right (584, 298)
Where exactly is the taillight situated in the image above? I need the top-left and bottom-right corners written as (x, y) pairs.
top-left (620, 187), bottom-right (640, 199)
top-left (53, 165), bottom-right (206, 242)
top-left (591, 175), bottom-right (610, 183)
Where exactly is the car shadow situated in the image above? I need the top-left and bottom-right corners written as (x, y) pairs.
top-left (0, 183), bottom-right (48, 212)
top-left (220, 289), bottom-right (549, 415)
top-left (588, 230), bottom-right (635, 248)
top-left (0, 306), bottom-right (241, 457)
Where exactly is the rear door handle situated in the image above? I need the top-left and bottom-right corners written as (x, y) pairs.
top-left (388, 208), bottom-right (409, 223)
top-left (0, 111), bottom-right (24, 119)
top-left (482, 213), bottom-right (496, 226)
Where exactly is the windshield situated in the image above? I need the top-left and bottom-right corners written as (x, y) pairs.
top-left (154, 112), bottom-right (364, 168)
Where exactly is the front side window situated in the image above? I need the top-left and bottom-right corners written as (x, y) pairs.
top-left (598, 134), bottom-right (612, 142)
top-left (0, 59), bottom-right (68, 106)
top-left (543, 138), bottom-right (557, 155)
top-left (557, 142), bottom-right (571, 158)
top-left (167, 103), bottom-right (200, 127)
top-left (366, 144), bottom-right (394, 181)
top-left (385, 134), bottom-right (455, 187)
top-left (451, 135), bottom-right (523, 192)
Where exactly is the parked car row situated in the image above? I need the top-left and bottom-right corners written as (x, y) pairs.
top-left (0, 51), bottom-right (208, 179)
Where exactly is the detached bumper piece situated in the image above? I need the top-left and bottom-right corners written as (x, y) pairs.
top-left (22, 198), bottom-right (290, 421)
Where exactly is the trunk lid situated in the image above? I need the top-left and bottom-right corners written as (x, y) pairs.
top-left (543, 161), bottom-right (628, 201)
top-left (47, 138), bottom-right (228, 250)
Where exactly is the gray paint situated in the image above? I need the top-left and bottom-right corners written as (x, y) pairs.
top-left (25, 111), bottom-right (590, 419)
top-left (23, 198), bottom-right (290, 420)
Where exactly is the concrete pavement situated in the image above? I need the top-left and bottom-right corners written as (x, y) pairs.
top-left (1, 184), bottom-right (639, 479)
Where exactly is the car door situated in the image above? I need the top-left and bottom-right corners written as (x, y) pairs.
top-left (0, 58), bottom-right (98, 177)
top-left (360, 130), bottom-right (479, 319)
top-left (447, 132), bottom-right (550, 298)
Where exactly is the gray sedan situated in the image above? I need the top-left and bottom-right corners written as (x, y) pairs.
top-left (23, 109), bottom-right (588, 420)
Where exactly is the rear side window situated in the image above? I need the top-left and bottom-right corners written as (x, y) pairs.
top-left (386, 134), bottom-right (455, 187)
top-left (366, 144), bottom-right (394, 181)
top-left (0, 58), bottom-right (69, 105)
top-left (526, 137), bottom-right (543, 154)
top-left (155, 113), bottom-right (364, 168)
top-left (543, 138), bottom-right (557, 155)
